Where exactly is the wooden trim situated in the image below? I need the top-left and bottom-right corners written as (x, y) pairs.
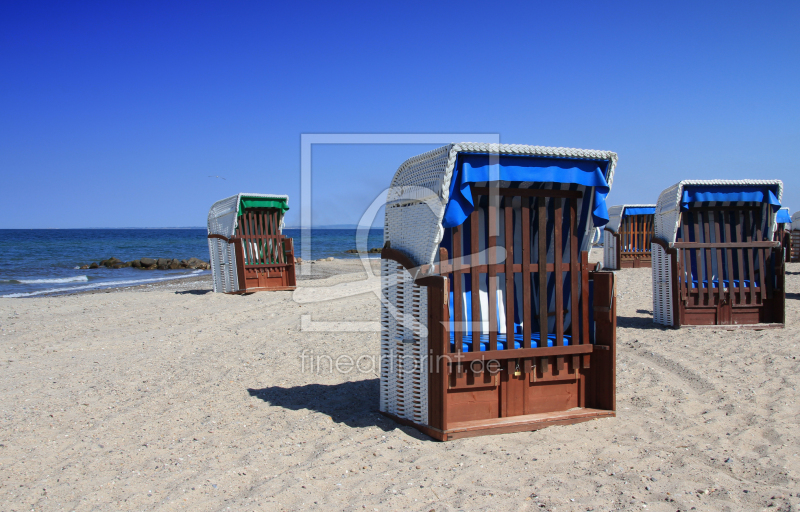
top-left (444, 409), bottom-right (614, 440)
top-left (522, 197), bottom-right (532, 350)
top-left (470, 213), bottom-right (481, 351)
top-left (554, 198), bottom-right (564, 347)
top-left (380, 247), bottom-right (417, 273)
top-left (453, 225), bottom-right (463, 354)
top-left (488, 199), bottom-right (498, 351)
top-left (229, 285), bottom-right (296, 293)
top-left (651, 237), bottom-right (675, 253)
top-left (504, 205), bottom-right (515, 353)
top-left (538, 197), bottom-right (548, 346)
top-left (685, 323), bottom-right (784, 330)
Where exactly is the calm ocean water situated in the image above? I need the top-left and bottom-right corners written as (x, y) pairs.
top-left (0, 228), bottom-right (384, 298)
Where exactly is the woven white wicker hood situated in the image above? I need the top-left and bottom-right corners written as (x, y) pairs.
top-left (605, 204), bottom-right (657, 234)
top-left (654, 180), bottom-right (783, 246)
top-left (385, 143), bottom-right (618, 268)
top-left (207, 193), bottom-right (289, 239)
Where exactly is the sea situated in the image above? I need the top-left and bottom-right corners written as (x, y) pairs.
top-left (0, 228), bottom-right (384, 298)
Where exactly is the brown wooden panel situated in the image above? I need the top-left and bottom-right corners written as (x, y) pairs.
top-left (501, 360), bottom-right (526, 417)
top-left (446, 387), bottom-right (499, 423)
top-left (524, 381), bottom-right (579, 415)
top-left (581, 251), bottom-right (589, 346)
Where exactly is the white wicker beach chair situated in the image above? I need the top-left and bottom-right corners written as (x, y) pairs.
top-left (207, 193), bottom-right (295, 293)
top-left (788, 210), bottom-right (800, 262)
top-left (651, 180), bottom-right (784, 327)
top-left (603, 204), bottom-right (656, 269)
top-left (381, 143), bottom-right (619, 440)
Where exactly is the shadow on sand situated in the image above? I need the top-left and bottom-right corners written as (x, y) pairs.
top-left (247, 379), bottom-right (430, 440)
top-left (616, 313), bottom-right (670, 331)
top-left (175, 289), bottom-right (212, 295)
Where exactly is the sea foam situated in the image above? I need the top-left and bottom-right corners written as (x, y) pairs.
top-left (14, 276), bottom-right (90, 285)
top-left (1, 270), bottom-right (205, 298)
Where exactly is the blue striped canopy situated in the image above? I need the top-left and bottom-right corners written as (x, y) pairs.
top-left (624, 207), bottom-right (656, 216)
top-left (681, 185), bottom-right (781, 211)
top-left (442, 154), bottom-right (612, 229)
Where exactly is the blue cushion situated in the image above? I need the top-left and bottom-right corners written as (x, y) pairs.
top-left (686, 278), bottom-right (757, 289)
top-left (449, 332), bottom-right (571, 352)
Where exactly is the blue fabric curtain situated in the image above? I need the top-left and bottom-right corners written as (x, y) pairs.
top-left (777, 209), bottom-right (791, 224)
top-left (442, 154), bottom-right (612, 228)
top-left (680, 185), bottom-right (781, 211)
top-left (624, 207), bottom-right (656, 216)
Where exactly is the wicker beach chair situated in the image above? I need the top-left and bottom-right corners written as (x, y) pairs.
top-left (380, 143), bottom-right (618, 440)
top-left (776, 208), bottom-right (792, 263)
top-left (207, 193), bottom-right (296, 293)
top-left (792, 212), bottom-right (800, 262)
top-left (603, 204), bottom-right (656, 269)
top-left (651, 180), bottom-right (785, 327)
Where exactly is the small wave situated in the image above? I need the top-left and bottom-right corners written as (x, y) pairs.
top-left (1, 270), bottom-right (206, 298)
top-left (13, 276), bottom-right (91, 285)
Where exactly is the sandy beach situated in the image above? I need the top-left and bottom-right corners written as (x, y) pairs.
top-left (0, 255), bottom-right (798, 511)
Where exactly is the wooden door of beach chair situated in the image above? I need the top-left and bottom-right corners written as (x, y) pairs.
top-left (233, 208), bottom-right (296, 292)
top-left (380, 144), bottom-right (618, 440)
top-left (652, 181), bottom-right (784, 327)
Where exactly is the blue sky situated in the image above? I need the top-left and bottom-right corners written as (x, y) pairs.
top-left (1, 1), bottom-right (798, 228)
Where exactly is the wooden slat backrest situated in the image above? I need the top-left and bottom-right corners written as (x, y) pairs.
top-left (678, 205), bottom-right (778, 307)
top-left (618, 214), bottom-right (654, 257)
top-left (441, 187), bottom-right (585, 362)
top-left (234, 208), bottom-right (289, 269)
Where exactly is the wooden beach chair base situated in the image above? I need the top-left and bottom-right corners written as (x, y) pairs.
top-left (619, 255), bottom-right (652, 268)
top-left (382, 408), bottom-right (615, 441)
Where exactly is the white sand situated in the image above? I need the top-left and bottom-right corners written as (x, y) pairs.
top-left (0, 258), bottom-right (798, 511)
